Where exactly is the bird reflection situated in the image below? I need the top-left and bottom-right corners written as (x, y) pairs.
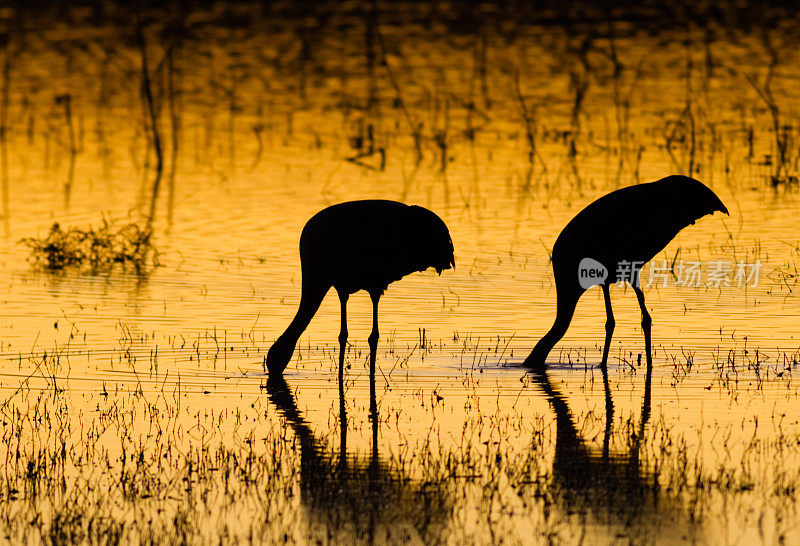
top-left (265, 376), bottom-right (450, 544)
top-left (529, 367), bottom-right (697, 542)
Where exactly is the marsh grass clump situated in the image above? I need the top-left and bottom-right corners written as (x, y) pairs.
top-left (22, 219), bottom-right (158, 273)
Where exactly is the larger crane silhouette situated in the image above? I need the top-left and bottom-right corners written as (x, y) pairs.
top-left (524, 175), bottom-right (728, 372)
top-left (266, 200), bottom-right (455, 390)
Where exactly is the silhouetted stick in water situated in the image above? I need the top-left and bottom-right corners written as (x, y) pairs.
top-left (524, 175), bottom-right (728, 372)
top-left (266, 201), bottom-right (455, 407)
top-left (55, 94), bottom-right (77, 209)
top-left (0, 34), bottom-right (11, 230)
top-left (136, 21), bottom-right (163, 229)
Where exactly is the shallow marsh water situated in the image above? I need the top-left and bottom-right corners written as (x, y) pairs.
top-left (1, 2), bottom-right (800, 543)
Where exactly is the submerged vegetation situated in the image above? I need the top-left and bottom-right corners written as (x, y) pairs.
top-left (22, 219), bottom-right (157, 273)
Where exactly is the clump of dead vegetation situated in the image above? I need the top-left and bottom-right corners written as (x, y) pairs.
top-left (21, 219), bottom-right (158, 273)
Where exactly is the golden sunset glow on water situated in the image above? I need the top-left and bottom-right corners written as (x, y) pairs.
top-left (1, 1), bottom-right (800, 543)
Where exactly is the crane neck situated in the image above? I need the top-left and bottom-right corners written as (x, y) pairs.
top-left (524, 287), bottom-right (579, 369)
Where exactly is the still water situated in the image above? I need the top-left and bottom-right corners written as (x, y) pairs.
top-left (1, 2), bottom-right (800, 543)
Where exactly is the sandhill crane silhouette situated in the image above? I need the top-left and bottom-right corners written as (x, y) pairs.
top-left (524, 175), bottom-right (728, 371)
top-left (266, 200), bottom-right (455, 386)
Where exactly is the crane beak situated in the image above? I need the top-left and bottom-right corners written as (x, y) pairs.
top-left (713, 195), bottom-right (729, 215)
top-left (435, 257), bottom-right (455, 275)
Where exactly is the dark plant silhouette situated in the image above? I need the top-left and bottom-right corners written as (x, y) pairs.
top-left (266, 200), bottom-right (454, 410)
top-left (525, 175), bottom-right (728, 371)
top-left (22, 219), bottom-right (156, 273)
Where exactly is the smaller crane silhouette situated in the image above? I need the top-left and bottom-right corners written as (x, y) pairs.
top-left (524, 175), bottom-right (728, 371)
top-left (266, 200), bottom-right (455, 392)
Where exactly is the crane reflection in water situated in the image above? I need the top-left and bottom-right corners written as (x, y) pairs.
top-left (526, 367), bottom-right (702, 542)
top-left (265, 376), bottom-right (452, 543)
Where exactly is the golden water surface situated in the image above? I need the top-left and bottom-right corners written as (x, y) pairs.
top-left (0, 2), bottom-right (800, 543)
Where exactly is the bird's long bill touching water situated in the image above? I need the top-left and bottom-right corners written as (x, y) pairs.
top-left (266, 200), bottom-right (455, 378)
top-left (524, 175), bottom-right (728, 371)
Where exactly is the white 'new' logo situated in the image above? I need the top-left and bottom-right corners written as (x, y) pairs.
top-left (578, 257), bottom-right (608, 289)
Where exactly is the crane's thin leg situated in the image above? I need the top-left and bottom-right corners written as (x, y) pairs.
top-left (335, 290), bottom-right (349, 469)
top-left (337, 290), bottom-right (349, 385)
top-left (368, 291), bottom-right (381, 421)
top-left (599, 284), bottom-right (615, 431)
top-left (339, 373), bottom-right (348, 471)
top-left (640, 357), bottom-right (652, 435)
top-left (600, 284), bottom-right (615, 371)
top-left (602, 367), bottom-right (614, 460)
top-left (367, 291), bottom-right (380, 544)
top-left (633, 286), bottom-right (653, 371)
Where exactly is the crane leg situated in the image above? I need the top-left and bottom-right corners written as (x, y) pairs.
top-left (337, 290), bottom-right (349, 384)
top-left (368, 291), bottom-right (381, 421)
top-left (339, 379), bottom-right (348, 467)
top-left (600, 284), bottom-right (615, 371)
top-left (633, 286), bottom-right (653, 371)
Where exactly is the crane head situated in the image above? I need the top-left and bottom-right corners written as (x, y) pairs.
top-left (661, 175), bottom-right (729, 221)
top-left (266, 335), bottom-right (296, 376)
top-left (410, 205), bottom-right (455, 275)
